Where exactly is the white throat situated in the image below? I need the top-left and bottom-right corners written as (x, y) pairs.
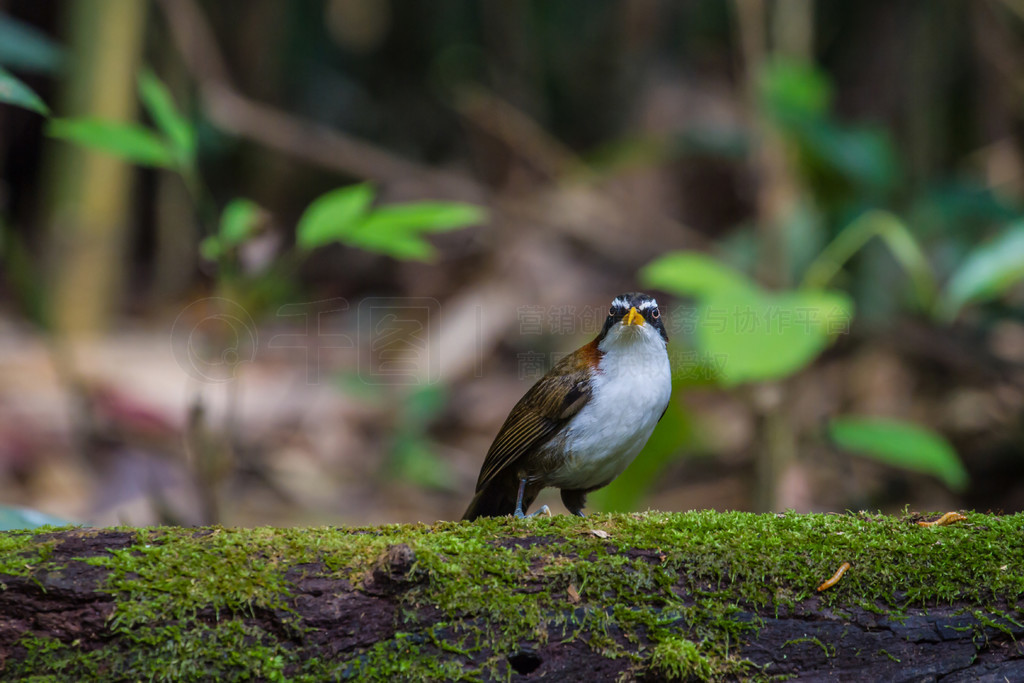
top-left (598, 320), bottom-right (668, 363)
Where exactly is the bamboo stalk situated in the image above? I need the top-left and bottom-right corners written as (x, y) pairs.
top-left (41, 0), bottom-right (148, 339)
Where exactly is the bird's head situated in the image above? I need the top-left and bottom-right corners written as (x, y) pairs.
top-left (597, 292), bottom-right (668, 353)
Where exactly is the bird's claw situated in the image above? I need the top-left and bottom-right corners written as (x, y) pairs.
top-left (514, 504), bottom-right (551, 519)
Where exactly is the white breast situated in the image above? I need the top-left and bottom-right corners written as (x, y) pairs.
top-left (545, 326), bottom-right (671, 490)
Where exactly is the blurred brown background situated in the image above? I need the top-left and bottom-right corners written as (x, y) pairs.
top-left (1, 0), bottom-right (1023, 528)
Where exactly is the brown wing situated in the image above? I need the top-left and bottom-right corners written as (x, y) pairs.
top-left (474, 344), bottom-right (596, 492)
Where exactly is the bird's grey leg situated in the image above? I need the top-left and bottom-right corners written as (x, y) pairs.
top-left (513, 478), bottom-right (550, 519)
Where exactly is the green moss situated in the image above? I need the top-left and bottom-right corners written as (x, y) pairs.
top-left (0, 525), bottom-right (69, 578)
top-left (649, 636), bottom-right (715, 681)
top-left (344, 632), bottom-right (479, 682)
top-left (782, 637), bottom-right (834, 658)
top-left (8, 620), bottom-right (306, 682)
top-left (971, 608), bottom-right (1024, 640)
top-left (2, 511), bottom-right (1024, 680)
top-left (6, 632), bottom-right (102, 680)
top-left (85, 527), bottom-right (300, 628)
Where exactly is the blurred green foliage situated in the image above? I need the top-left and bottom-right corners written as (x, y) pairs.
top-left (622, 58), bottom-right (1024, 498)
top-left (0, 12), bottom-right (63, 73)
top-left (295, 184), bottom-right (376, 250)
top-left (334, 374), bottom-right (455, 491)
top-left (0, 65), bottom-right (48, 115)
top-left (201, 199), bottom-right (265, 261)
top-left (1, 3), bottom-right (1022, 519)
top-left (48, 117), bottom-right (178, 167)
top-left (45, 69), bottom-right (197, 173)
top-left (0, 505), bottom-right (74, 530)
top-left (761, 59), bottom-right (899, 202)
top-left (295, 183), bottom-right (485, 261)
top-left (800, 211), bottom-right (936, 309)
top-left (829, 417), bottom-right (969, 492)
top-left (642, 251), bottom-right (852, 386)
top-left (2, 65), bottom-right (487, 495)
top-left (939, 221), bottom-right (1024, 321)
top-left (756, 61), bottom-right (1024, 324)
top-left (389, 384), bottom-right (456, 490)
top-left (8, 65), bottom-right (488, 271)
top-left (137, 69), bottom-right (196, 167)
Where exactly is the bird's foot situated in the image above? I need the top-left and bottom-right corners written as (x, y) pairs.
top-left (514, 504), bottom-right (551, 519)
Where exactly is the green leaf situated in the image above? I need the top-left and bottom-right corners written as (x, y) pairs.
top-left (390, 435), bottom-right (455, 490)
top-left (219, 199), bottom-right (263, 247)
top-left (138, 68), bottom-right (195, 164)
top-left (912, 183), bottom-right (1019, 238)
top-left (333, 371), bottom-right (386, 404)
top-left (47, 117), bottom-right (176, 167)
top-left (343, 201), bottom-right (485, 261)
top-left (404, 384), bottom-right (447, 427)
top-left (0, 13), bottom-right (64, 73)
top-left (296, 189), bottom-right (485, 259)
top-left (758, 59), bottom-right (899, 195)
top-left (642, 251), bottom-right (854, 385)
top-left (640, 251), bottom-right (756, 300)
top-left (295, 184), bottom-right (375, 250)
top-left (696, 288), bottom-right (853, 386)
top-left (758, 59), bottom-right (831, 125)
top-left (199, 236), bottom-right (221, 261)
top-left (803, 122), bottom-right (898, 192)
top-left (0, 504), bottom-right (75, 530)
top-left (0, 65), bottom-right (48, 115)
top-left (873, 214), bottom-right (937, 308)
top-left (345, 229), bottom-right (437, 262)
top-left (802, 211), bottom-right (937, 310)
top-left (938, 222), bottom-right (1024, 320)
top-left (356, 202), bottom-right (487, 234)
top-left (829, 417), bottom-right (968, 491)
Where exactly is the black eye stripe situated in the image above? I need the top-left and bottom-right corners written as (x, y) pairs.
top-left (607, 296), bottom-right (660, 319)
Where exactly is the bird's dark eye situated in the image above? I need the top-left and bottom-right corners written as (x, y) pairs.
top-left (609, 306), bottom-right (616, 316)
top-left (651, 308), bottom-right (660, 319)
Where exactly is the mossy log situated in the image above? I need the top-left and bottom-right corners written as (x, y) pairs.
top-left (1, 511), bottom-right (1023, 681)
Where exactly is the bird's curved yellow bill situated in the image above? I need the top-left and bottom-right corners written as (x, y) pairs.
top-left (622, 306), bottom-right (645, 326)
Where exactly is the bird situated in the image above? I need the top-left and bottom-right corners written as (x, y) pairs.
top-left (462, 292), bottom-right (672, 520)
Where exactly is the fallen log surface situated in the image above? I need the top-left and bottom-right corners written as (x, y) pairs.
top-left (0, 511), bottom-right (1022, 681)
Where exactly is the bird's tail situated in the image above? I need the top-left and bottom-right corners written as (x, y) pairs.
top-left (461, 478), bottom-right (520, 521)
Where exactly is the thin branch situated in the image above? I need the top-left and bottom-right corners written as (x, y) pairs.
top-left (156, 0), bottom-right (486, 202)
top-left (455, 87), bottom-right (579, 180)
top-left (200, 82), bottom-right (486, 201)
